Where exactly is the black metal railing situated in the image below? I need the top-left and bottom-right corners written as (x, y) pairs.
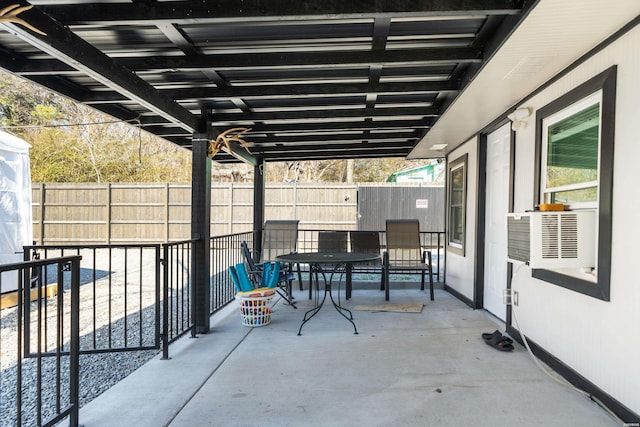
top-left (5, 234), bottom-right (251, 425)
top-left (24, 235), bottom-right (252, 361)
top-left (1, 256), bottom-right (81, 427)
top-left (161, 239), bottom-right (194, 358)
top-left (23, 245), bottom-right (162, 355)
top-left (210, 231), bottom-right (255, 314)
top-left (159, 232), bottom-right (255, 358)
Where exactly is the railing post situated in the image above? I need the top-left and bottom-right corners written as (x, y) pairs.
top-left (437, 232), bottom-right (442, 281)
top-left (39, 182), bottom-right (45, 244)
top-left (228, 182), bottom-right (234, 234)
top-left (16, 264), bottom-right (24, 425)
top-left (164, 183), bottom-right (170, 242)
top-left (105, 183), bottom-right (112, 244)
top-left (22, 273), bottom-right (32, 359)
top-left (161, 244), bottom-right (170, 359)
top-left (68, 258), bottom-right (81, 427)
top-left (22, 248), bottom-right (32, 358)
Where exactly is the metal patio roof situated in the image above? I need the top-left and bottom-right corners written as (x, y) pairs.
top-left (0, 1), bottom-right (532, 163)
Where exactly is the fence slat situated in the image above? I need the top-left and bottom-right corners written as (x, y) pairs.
top-left (33, 183), bottom-right (444, 244)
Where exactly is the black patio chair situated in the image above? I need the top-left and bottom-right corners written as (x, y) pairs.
top-left (383, 219), bottom-right (434, 301)
top-left (346, 230), bottom-right (383, 299)
top-left (308, 231), bottom-right (349, 299)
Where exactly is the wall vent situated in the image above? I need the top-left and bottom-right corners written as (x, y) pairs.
top-left (507, 215), bottom-right (530, 262)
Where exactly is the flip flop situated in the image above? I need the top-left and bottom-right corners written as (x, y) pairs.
top-left (481, 330), bottom-right (513, 344)
top-left (481, 330), bottom-right (502, 341)
top-left (485, 334), bottom-right (514, 352)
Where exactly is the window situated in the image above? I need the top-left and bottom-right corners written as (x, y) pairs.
top-left (541, 92), bottom-right (601, 209)
top-left (448, 154), bottom-right (467, 255)
top-left (533, 67), bottom-right (616, 301)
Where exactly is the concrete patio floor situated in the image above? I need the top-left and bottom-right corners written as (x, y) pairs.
top-left (78, 283), bottom-right (618, 426)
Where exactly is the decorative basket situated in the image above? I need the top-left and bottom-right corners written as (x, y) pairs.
top-left (237, 290), bottom-right (276, 327)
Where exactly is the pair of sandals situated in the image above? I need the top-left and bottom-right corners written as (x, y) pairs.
top-left (482, 330), bottom-right (514, 352)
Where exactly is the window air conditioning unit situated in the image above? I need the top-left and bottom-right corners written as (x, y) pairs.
top-left (506, 211), bottom-right (596, 269)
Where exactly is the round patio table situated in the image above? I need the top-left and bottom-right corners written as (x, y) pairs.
top-left (276, 252), bottom-right (380, 335)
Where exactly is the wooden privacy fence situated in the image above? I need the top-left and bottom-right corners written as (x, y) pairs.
top-left (31, 182), bottom-right (444, 244)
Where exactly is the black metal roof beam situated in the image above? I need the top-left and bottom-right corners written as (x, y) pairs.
top-left (77, 81), bottom-right (459, 104)
top-left (155, 22), bottom-right (199, 55)
top-left (38, 0), bottom-right (523, 24)
top-left (154, 20), bottom-right (230, 86)
top-left (159, 136), bottom-right (191, 147)
top-left (6, 5), bottom-right (201, 133)
top-left (259, 147), bottom-right (415, 162)
top-left (118, 48), bottom-right (481, 71)
top-left (250, 131), bottom-right (419, 144)
top-left (142, 119), bottom-right (432, 135)
top-left (22, 75), bottom-right (87, 101)
top-left (247, 119), bottom-right (433, 133)
top-left (257, 140), bottom-right (415, 153)
top-left (211, 145), bottom-right (416, 162)
top-left (3, 58), bottom-right (76, 75)
top-left (134, 115), bottom-right (189, 126)
top-left (372, 17), bottom-right (391, 51)
top-left (208, 106), bottom-right (437, 122)
top-left (0, 52), bottom-right (151, 125)
top-left (252, 147), bottom-right (417, 159)
top-left (142, 130), bottom-right (193, 139)
top-left (0, 50), bottom-right (90, 101)
top-left (9, 51), bottom-right (478, 74)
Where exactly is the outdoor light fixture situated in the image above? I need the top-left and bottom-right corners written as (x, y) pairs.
top-left (431, 143), bottom-right (448, 151)
top-left (507, 107), bottom-right (531, 131)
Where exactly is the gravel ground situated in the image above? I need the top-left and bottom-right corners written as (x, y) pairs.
top-left (1, 248), bottom-right (166, 427)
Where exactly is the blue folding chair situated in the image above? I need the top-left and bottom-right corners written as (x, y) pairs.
top-left (230, 261), bottom-right (280, 293)
top-left (241, 240), bottom-right (298, 308)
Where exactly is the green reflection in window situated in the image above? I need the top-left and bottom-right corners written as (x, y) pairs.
top-left (546, 103), bottom-right (599, 199)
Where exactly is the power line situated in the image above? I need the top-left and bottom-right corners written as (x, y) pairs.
top-left (1, 117), bottom-right (141, 129)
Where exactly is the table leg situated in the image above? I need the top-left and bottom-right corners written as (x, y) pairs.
top-left (298, 265), bottom-right (327, 335)
top-left (297, 263), bottom-right (358, 335)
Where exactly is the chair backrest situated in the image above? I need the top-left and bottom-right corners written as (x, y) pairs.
top-left (385, 219), bottom-right (422, 263)
top-left (318, 231), bottom-right (348, 253)
top-left (241, 241), bottom-right (256, 268)
top-left (240, 240), bottom-right (261, 284)
top-left (261, 220), bottom-right (299, 262)
top-left (350, 231), bottom-right (381, 255)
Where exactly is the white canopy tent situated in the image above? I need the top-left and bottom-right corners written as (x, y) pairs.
top-left (0, 130), bottom-right (33, 293)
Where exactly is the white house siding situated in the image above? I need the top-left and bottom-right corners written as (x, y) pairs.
top-left (508, 26), bottom-right (640, 413)
top-left (444, 138), bottom-right (478, 301)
